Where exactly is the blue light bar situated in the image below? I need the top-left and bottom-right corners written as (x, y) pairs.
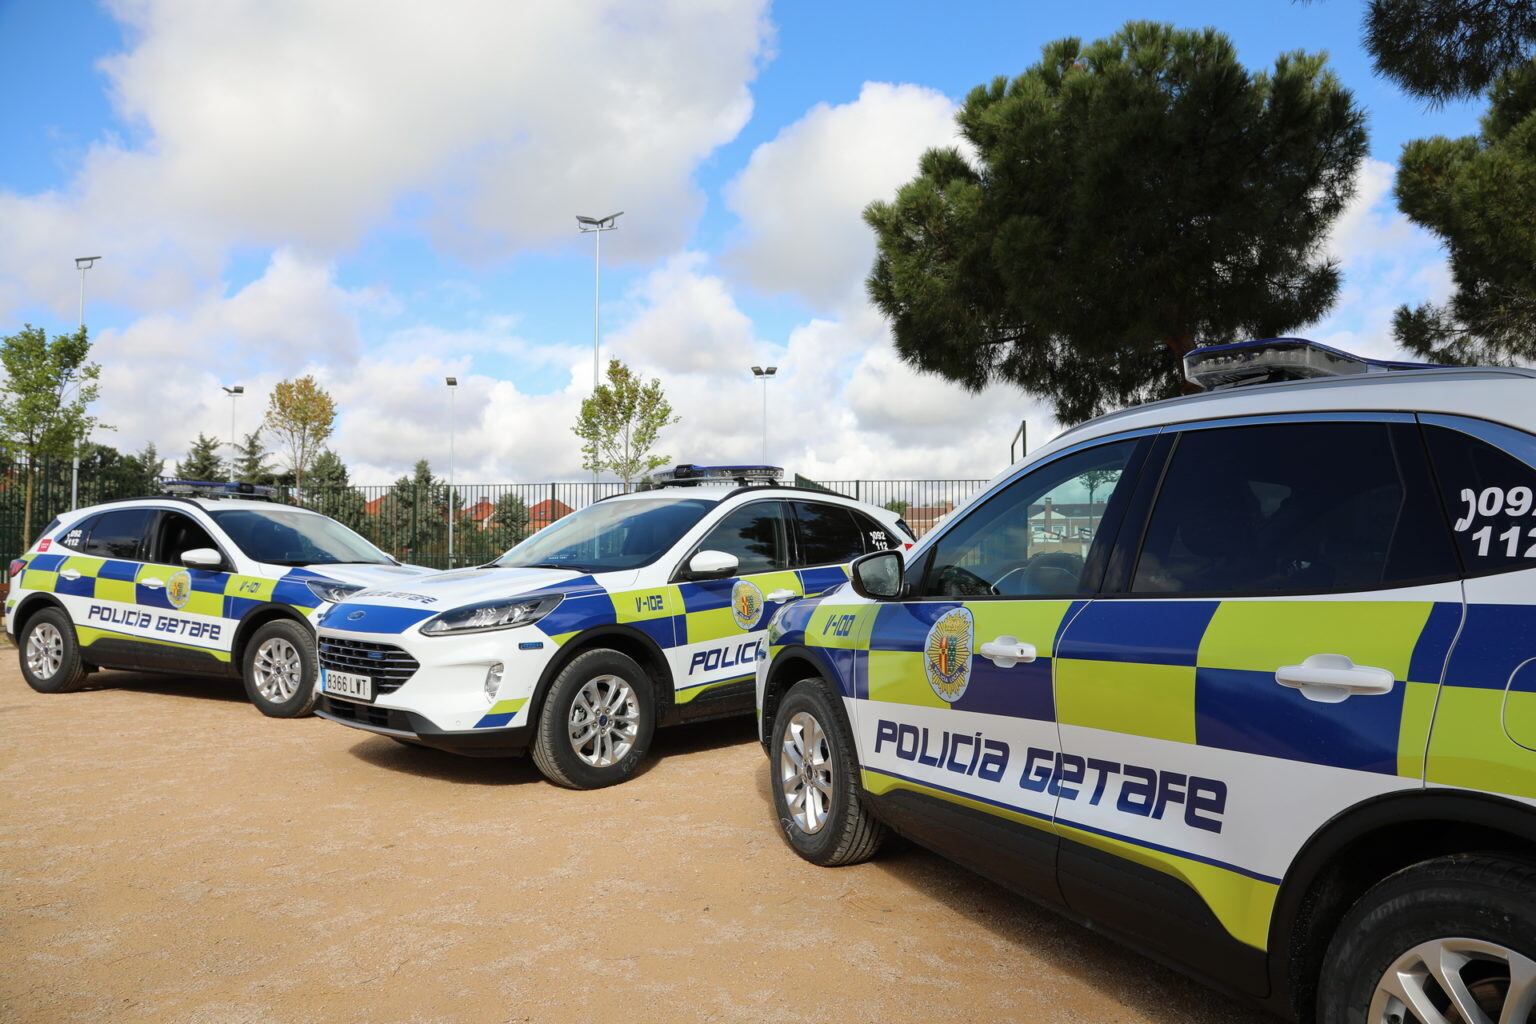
top-left (1184, 337), bottom-right (1445, 391)
top-left (163, 479), bottom-right (277, 499)
top-left (650, 464), bottom-right (783, 487)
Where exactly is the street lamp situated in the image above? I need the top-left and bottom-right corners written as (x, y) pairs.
top-left (70, 256), bottom-right (102, 509)
top-left (221, 385), bottom-right (244, 460)
top-left (751, 366), bottom-right (778, 464)
top-left (446, 376), bottom-right (457, 568)
top-left (577, 212), bottom-right (622, 489)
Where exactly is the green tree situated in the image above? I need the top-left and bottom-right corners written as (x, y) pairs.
top-left (485, 492), bottom-right (530, 552)
top-left (264, 375), bottom-right (336, 492)
top-left (376, 460), bottom-right (451, 566)
top-left (1392, 63), bottom-right (1536, 363)
top-left (231, 429), bottom-right (276, 485)
top-left (0, 325), bottom-right (103, 545)
top-left (573, 358), bottom-right (679, 488)
top-left (176, 433), bottom-right (228, 482)
top-left (883, 499), bottom-right (910, 516)
top-left (864, 22), bottom-right (1368, 424)
top-left (1363, 0), bottom-right (1536, 103)
top-left (126, 442), bottom-right (165, 494)
top-left (303, 448), bottom-right (367, 532)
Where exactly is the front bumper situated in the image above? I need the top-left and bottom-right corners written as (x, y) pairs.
top-left (316, 695), bottom-right (534, 757)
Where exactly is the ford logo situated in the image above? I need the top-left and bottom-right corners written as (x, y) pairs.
top-left (347, 610), bottom-right (365, 621)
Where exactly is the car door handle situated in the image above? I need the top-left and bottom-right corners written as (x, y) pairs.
top-left (1274, 654), bottom-right (1395, 704)
top-left (978, 636), bottom-right (1037, 668)
top-left (58, 568), bottom-right (81, 581)
top-left (140, 577), bottom-right (165, 590)
top-left (766, 589), bottom-right (798, 602)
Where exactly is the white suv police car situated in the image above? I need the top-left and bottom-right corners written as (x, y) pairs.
top-left (314, 466), bottom-right (912, 789)
top-left (7, 482), bottom-right (433, 717)
top-left (757, 340), bottom-right (1536, 1023)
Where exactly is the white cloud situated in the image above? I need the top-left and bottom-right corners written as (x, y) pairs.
top-left (0, 0), bottom-right (772, 322)
top-left (724, 81), bottom-right (962, 310)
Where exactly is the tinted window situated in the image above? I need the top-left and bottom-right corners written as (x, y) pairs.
top-left (498, 497), bottom-right (713, 573)
top-left (1132, 422), bottom-right (1456, 596)
top-left (696, 501), bottom-right (788, 575)
top-left (80, 508), bottom-right (155, 560)
top-left (922, 440), bottom-right (1139, 598)
top-left (156, 512), bottom-right (220, 564)
top-left (209, 508), bottom-right (394, 567)
top-left (854, 511), bottom-right (902, 551)
top-left (1425, 424), bottom-right (1536, 576)
top-left (791, 502), bottom-right (868, 566)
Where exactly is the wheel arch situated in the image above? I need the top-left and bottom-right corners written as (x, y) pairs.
top-left (1268, 788), bottom-right (1536, 1020)
top-left (13, 592), bottom-right (68, 640)
top-left (760, 644), bottom-right (846, 754)
top-left (230, 604), bottom-right (315, 670)
top-left (530, 624), bottom-right (676, 726)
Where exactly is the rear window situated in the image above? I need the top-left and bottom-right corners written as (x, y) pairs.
top-left (790, 501), bottom-right (869, 567)
top-left (77, 508), bottom-right (156, 560)
top-left (1425, 422), bottom-right (1536, 576)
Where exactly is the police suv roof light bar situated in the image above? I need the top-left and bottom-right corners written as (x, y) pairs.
top-left (163, 479), bottom-right (277, 500)
top-left (650, 464), bottom-right (783, 488)
top-left (1183, 337), bottom-right (1445, 392)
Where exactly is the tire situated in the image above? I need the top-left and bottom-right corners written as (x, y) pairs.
top-left (240, 618), bottom-right (319, 718)
top-left (18, 607), bottom-right (89, 694)
top-left (530, 649), bottom-right (655, 789)
top-left (769, 678), bottom-right (887, 867)
top-left (1317, 853), bottom-right (1536, 1024)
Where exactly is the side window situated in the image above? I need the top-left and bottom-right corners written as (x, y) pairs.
top-left (852, 511), bottom-right (901, 552)
top-left (696, 501), bottom-right (789, 575)
top-left (790, 502), bottom-right (869, 567)
top-left (1131, 421), bottom-right (1456, 596)
top-left (921, 439), bottom-right (1140, 598)
top-left (156, 512), bottom-right (220, 564)
top-left (78, 508), bottom-right (156, 560)
top-left (1425, 423), bottom-right (1536, 575)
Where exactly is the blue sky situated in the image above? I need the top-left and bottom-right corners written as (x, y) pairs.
top-left (0, 1), bottom-right (1480, 482)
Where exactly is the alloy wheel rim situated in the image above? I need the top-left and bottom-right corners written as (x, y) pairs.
top-left (26, 622), bottom-right (63, 679)
top-left (1370, 936), bottom-right (1536, 1024)
top-left (780, 710), bottom-right (834, 834)
top-left (252, 637), bottom-right (303, 702)
top-left (568, 674), bottom-right (639, 768)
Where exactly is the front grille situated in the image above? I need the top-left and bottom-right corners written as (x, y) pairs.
top-left (319, 695), bottom-right (416, 731)
top-left (318, 637), bottom-right (420, 694)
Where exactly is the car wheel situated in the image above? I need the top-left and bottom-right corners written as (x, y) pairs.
top-left (1317, 853), bottom-right (1536, 1024)
top-left (530, 649), bottom-right (654, 789)
top-left (18, 608), bottom-right (89, 694)
top-left (770, 678), bottom-right (887, 867)
top-left (241, 619), bottom-right (318, 718)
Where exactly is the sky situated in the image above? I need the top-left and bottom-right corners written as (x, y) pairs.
top-left (0, 0), bottom-right (1484, 485)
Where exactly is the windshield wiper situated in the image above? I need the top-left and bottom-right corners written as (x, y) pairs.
top-left (501, 561), bottom-right (588, 572)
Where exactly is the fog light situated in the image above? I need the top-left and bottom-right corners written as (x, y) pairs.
top-left (484, 662), bottom-right (504, 703)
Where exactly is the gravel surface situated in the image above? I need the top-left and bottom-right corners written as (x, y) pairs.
top-left (0, 659), bottom-right (1269, 1023)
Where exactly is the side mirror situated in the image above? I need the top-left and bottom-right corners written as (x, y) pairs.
top-left (688, 549), bottom-right (740, 579)
top-left (181, 547), bottom-right (223, 570)
top-left (850, 550), bottom-right (904, 600)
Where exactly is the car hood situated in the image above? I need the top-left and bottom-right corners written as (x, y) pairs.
top-left (318, 565), bottom-right (615, 631)
top-left (282, 562), bottom-right (437, 588)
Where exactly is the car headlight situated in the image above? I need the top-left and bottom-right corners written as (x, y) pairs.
top-left (419, 594), bottom-right (563, 636)
top-left (306, 579), bottom-right (366, 605)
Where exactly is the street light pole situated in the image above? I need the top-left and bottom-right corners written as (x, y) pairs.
top-left (221, 385), bottom-right (244, 468)
top-left (576, 212), bottom-right (622, 490)
top-left (71, 257), bottom-right (101, 508)
top-left (446, 376), bottom-right (458, 568)
top-left (750, 366), bottom-right (778, 464)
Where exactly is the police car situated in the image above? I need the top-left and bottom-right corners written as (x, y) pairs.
top-left (756, 339), bottom-right (1536, 1023)
top-left (313, 465), bottom-right (912, 789)
top-left (6, 481), bottom-right (434, 717)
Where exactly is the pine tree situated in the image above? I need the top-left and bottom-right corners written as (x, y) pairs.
top-left (1363, 0), bottom-right (1536, 103)
top-left (304, 449), bottom-right (368, 532)
top-left (231, 429), bottom-right (275, 485)
top-left (176, 433), bottom-right (227, 482)
top-left (864, 22), bottom-right (1367, 424)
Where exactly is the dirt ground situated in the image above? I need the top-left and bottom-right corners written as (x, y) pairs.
top-left (0, 655), bottom-right (1270, 1024)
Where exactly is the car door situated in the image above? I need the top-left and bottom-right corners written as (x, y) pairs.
top-left (672, 499), bottom-right (801, 706)
top-left (854, 436), bottom-right (1152, 903)
top-left (139, 509), bottom-right (237, 665)
top-left (788, 500), bottom-right (879, 598)
top-left (1051, 416), bottom-right (1463, 989)
top-left (66, 506), bottom-right (161, 656)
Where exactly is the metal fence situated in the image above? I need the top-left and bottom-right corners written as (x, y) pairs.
top-left (0, 462), bottom-right (990, 571)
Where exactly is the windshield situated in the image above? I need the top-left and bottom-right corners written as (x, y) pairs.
top-left (495, 497), bottom-right (714, 573)
top-left (209, 508), bottom-right (394, 566)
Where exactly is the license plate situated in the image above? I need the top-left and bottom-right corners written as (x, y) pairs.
top-left (323, 669), bottom-right (372, 702)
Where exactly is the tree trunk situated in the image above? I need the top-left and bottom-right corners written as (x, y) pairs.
top-left (22, 462), bottom-right (35, 551)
